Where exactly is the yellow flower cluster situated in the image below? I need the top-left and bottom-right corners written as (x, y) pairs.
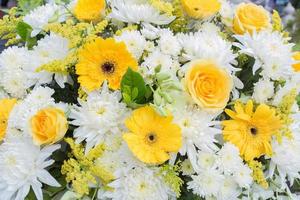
top-left (61, 138), bottom-right (113, 196)
top-left (169, 0), bottom-right (188, 32)
top-left (149, 0), bottom-right (174, 16)
top-left (0, 7), bottom-right (22, 46)
top-left (36, 52), bottom-right (77, 74)
top-left (275, 89), bottom-right (298, 142)
top-left (272, 10), bottom-right (282, 32)
top-left (248, 160), bottom-right (269, 189)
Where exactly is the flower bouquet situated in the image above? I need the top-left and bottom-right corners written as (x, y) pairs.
top-left (0, 0), bottom-right (300, 199)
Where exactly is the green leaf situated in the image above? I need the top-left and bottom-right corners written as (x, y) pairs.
top-left (18, 0), bottom-right (44, 14)
top-left (16, 21), bottom-right (32, 40)
top-left (16, 21), bottom-right (37, 49)
top-left (121, 68), bottom-right (147, 104)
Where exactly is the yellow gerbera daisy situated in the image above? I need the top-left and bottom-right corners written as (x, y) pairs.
top-left (76, 38), bottom-right (138, 91)
top-left (74, 0), bottom-right (106, 22)
top-left (222, 100), bottom-right (281, 161)
top-left (0, 98), bottom-right (17, 141)
top-left (123, 106), bottom-right (182, 164)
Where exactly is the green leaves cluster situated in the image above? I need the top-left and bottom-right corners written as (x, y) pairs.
top-left (121, 68), bottom-right (152, 108)
top-left (17, 0), bottom-right (43, 14)
top-left (16, 21), bottom-right (37, 48)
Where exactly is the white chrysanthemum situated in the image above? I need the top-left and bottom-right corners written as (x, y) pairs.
top-left (234, 31), bottom-right (294, 80)
top-left (218, 176), bottom-right (241, 200)
top-left (141, 23), bottom-right (160, 40)
top-left (252, 78), bottom-right (274, 103)
top-left (216, 143), bottom-right (244, 175)
top-left (188, 169), bottom-right (224, 198)
top-left (173, 106), bottom-right (220, 167)
top-left (142, 49), bottom-right (178, 76)
top-left (0, 47), bottom-right (36, 98)
top-left (70, 84), bottom-right (129, 152)
top-left (23, 3), bottom-right (67, 37)
top-left (33, 33), bottom-right (70, 87)
top-left (103, 166), bottom-right (174, 200)
top-left (109, 0), bottom-right (175, 25)
top-left (8, 86), bottom-right (56, 132)
top-left (95, 142), bottom-right (142, 175)
top-left (181, 159), bottom-right (195, 176)
top-left (270, 137), bottom-right (300, 185)
top-left (0, 137), bottom-right (60, 200)
top-left (177, 28), bottom-right (237, 73)
top-left (249, 184), bottom-right (274, 200)
top-left (196, 151), bottom-right (216, 171)
top-left (115, 30), bottom-right (147, 60)
top-left (158, 29), bottom-right (181, 56)
top-left (233, 164), bottom-right (253, 188)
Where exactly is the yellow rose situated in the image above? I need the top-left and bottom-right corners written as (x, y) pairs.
top-left (30, 108), bottom-right (68, 145)
top-left (185, 60), bottom-right (233, 111)
top-left (292, 51), bottom-right (300, 72)
top-left (74, 0), bottom-right (106, 22)
top-left (233, 3), bottom-right (271, 35)
top-left (0, 98), bottom-right (17, 141)
top-left (181, 0), bottom-right (221, 19)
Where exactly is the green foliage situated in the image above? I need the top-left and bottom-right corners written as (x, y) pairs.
top-left (121, 68), bottom-right (152, 107)
top-left (159, 164), bottom-right (184, 198)
top-left (17, 0), bottom-right (44, 14)
top-left (16, 21), bottom-right (37, 49)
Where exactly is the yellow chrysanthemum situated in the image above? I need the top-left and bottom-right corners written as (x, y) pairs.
top-left (123, 106), bottom-right (182, 164)
top-left (222, 100), bottom-right (281, 161)
top-left (76, 38), bottom-right (138, 91)
top-left (74, 0), bottom-right (106, 22)
top-left (0, 98), bottom-right (17, 141)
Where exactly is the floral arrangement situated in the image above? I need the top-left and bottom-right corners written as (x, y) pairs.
top-left (0, 0), bottom-right (300, 199)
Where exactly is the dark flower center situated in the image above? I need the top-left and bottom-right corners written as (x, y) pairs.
top-left (250, 127), bottom-right (258, 136)
top-left (146, 132), bottom-right (157, 144)
top-left (101, 62), bottom-right (115, 74)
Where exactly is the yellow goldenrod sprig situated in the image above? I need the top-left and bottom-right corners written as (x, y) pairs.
top-left (61, 138), bottom-right (108, 196)
top-left (0, 7), bottom-right (22, 46)
top-left (248, 160), bottom-right (269, 189)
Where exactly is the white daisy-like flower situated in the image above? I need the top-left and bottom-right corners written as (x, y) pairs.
top-left (188, 168), bottom-right (225, 198)
top-left (173, 106), bottom-right (220, 167)
top-left (196, 151), bottom-right (217, 171)
top-left (177, 28), bottom-right (238, 73)
top-left (33, 33), bottom-right (71, 87)
top-left (103, 166), bottom-right (175, 200)
top-left (252, 78), bottom-right (274, 103)
top-left (109, 0), bottom-right (175, 25)
top-left (141, 23), bottom-right (160, 40)
top-left (0, 136), bottom-right (60, 200)
top-left (8, 86), bottom-right (56, 132)
top-left (249, 184), bottom-right (275, 200)
top-left (23, 3), bottom-right (67, 37)
top-left (115, 30), bottom-right (147, 60)
top-left (270, 136), bottom-right (300, 186)
top-left (218, 176), bottom-right (241, 200)
top-left (142, 49), bottom-right (178, 76)
top-left (216, 143), bottom-right (244, 175)
top-left (95, 142), bottom-right (142, 175)
top-left (0, 47), bottom-right (36, 98)
top-left (158, 29), bottom-right (181, 56)
top-left (233, 164), bottom-right (253, 188)
top-left (181, 159), bottom-right (195, 176)
top-left (234, 31), bottom-right (294, 80)
top-left (70, 83), bottom-right (129, 152)
top-left (272, 78), bottom-right (300, 106)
